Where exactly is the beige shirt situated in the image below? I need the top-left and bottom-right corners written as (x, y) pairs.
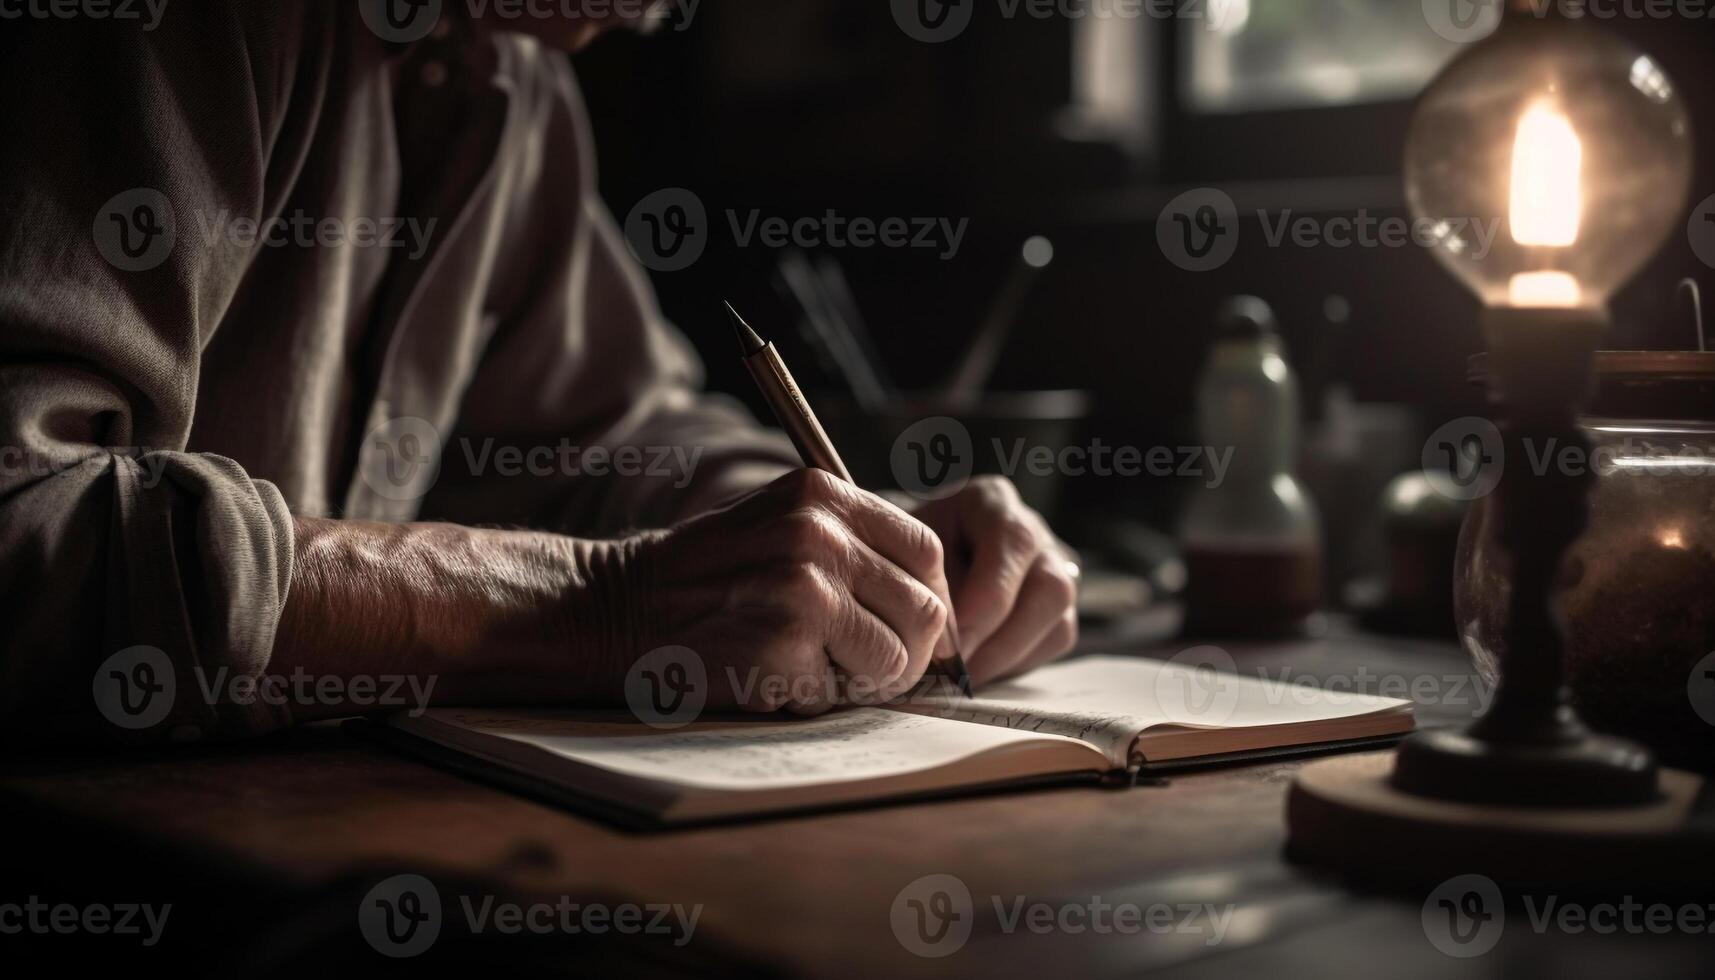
top-left (0, 4), bottom-right (793, 741)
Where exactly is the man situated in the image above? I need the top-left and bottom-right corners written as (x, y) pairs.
top-left (0, 2), bottom-right (1078, 742)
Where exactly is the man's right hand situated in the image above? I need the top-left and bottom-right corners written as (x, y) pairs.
top-left (612, 469), bottom-right (957, 714)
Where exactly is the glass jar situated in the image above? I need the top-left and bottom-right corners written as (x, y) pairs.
top-left (1454, 352), bottom-right (1715, 765)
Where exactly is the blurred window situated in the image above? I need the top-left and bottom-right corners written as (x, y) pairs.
top-left (1182, 0), bottom-right (1499, 113)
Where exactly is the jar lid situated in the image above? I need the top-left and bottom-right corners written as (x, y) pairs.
top-left (1467, 351), bottom-right (1715, 419)
top-left (1467, 350), bottom-right (1715, 385)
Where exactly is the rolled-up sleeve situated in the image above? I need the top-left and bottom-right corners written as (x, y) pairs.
top-left (0, 10), bottom-right (296, 741)
top-left (419, 52), bottom-right (798, 538)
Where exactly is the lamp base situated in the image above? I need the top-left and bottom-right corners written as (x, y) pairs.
top-left (1287, 752), bottom-right (1707, 892)
top-left (1390, 728), bottom-right (1660, 807)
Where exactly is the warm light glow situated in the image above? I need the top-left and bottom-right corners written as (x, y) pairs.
top-left (1508, 270), bottom-right (1582, 307)
top-left (1658, 528), bottom-right (1686, 550)
top-left (1509, 103), bottom-right (1583, 248)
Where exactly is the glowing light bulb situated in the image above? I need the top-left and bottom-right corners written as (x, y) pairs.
top-left (1508, 103), bottom-right (1582, 249)
top-left (1404, 17), bottom-right (1691, 312)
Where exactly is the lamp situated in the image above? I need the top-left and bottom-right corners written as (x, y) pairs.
top-left (1393, 2), bottom-right (1692, 806)
top-left (1287, 3), bottom-right (1706, 887)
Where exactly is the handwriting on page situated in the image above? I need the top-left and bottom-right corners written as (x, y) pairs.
top-left (450, 708), bottom-right (1045, 790)
top-left (905, 699), bottom-right (1142, 767)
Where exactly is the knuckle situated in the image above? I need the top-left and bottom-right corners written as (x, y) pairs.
top-left (906, 519), bottom-right (945, 574)
top-left (913, 585), bottom-right (949, 637)
top-left (997, 512), bottom-right (1039, 554)
top-left (975, 474), bottom-right (1020, 506)
top-left (783, 562), bottom-right (838, 615)
top-left (781, 508), bottom-right (844, 561)
top-left (784, 466), bottom-right (842, 506)
top-left (1053, 609), bottom-right (1079, 653)
top-left (1033, 561), bottom-right (1079, 610)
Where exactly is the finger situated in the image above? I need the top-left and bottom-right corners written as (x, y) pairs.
top-left (843, 536), bottom-right (949, 692)
top-left (782, 557), bottom-right (911, 695)
top-left (953, 485), bottom-right (1046, 652)
top-left (996, 607), bottom-right (1079, 683)
top-left (966, 554), bottom-right (1077, 686)
top-left (819, 482), bottom-right (960, 664)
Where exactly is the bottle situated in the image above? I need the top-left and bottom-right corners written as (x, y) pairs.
top-left (1179, 296), bottom-right (1323, 636)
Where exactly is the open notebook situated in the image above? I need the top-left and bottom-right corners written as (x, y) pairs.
top-left (377, 656), bottom-right (1413, 826)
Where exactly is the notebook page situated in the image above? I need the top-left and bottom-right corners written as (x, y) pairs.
top-left (416, 706), bottom-right (1094, 792)
top-left (893, 656), bottom-right (1412, 766)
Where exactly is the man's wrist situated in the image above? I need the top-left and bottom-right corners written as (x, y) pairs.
top-left (558, 530), bottom-right (661, 700)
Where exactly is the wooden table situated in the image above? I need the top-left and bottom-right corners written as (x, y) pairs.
top-left (5, 621), bottom-right (1712, 977)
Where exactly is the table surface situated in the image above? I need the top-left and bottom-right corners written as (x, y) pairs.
top-left (5, 619), bottom-right (1712, 977)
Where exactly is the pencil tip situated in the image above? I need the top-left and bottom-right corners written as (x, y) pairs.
top-left (725, 301), bottom-right (767, 355)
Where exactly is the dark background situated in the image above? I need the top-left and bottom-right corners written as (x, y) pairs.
top-left (569, 1), bottom-right (1715, 560)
